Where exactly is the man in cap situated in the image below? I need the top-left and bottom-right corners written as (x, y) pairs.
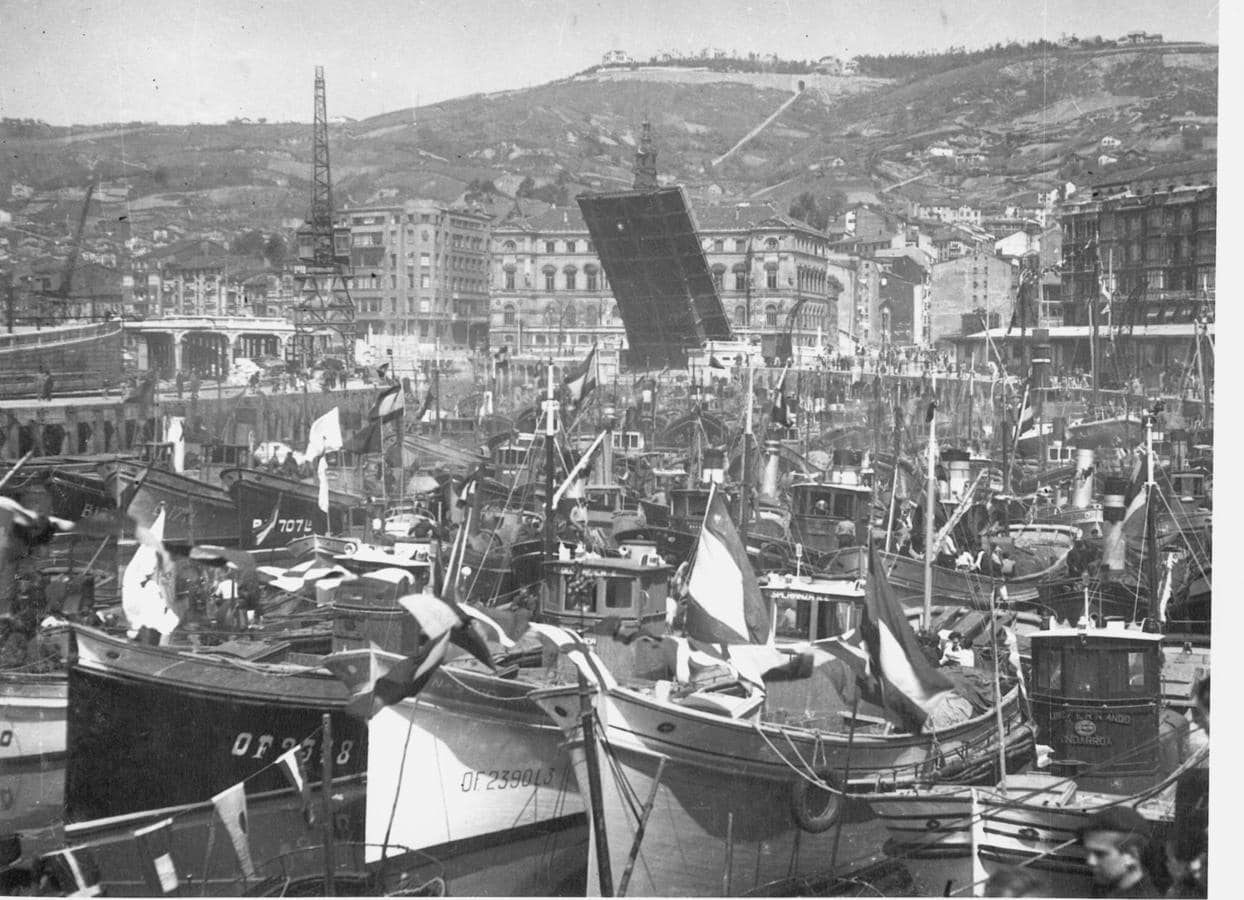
top-left (1077, 806), bottom-right (1159, 897)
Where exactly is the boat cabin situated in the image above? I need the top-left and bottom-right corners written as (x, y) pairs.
top-left (762, 573), bottom-right (863, 644)
top-left (541, 540), bottom-right (671, 629)
top-left (1168, 470), bottom-right (1209, 505)
top-left (788, 479), bottom-right (871, 554)
top-left (1045, 441), bottom-right (1076, 467)
top-left (1029, 622), bottom-right (1164, 794)
top-left (486, 432), bottom-right (536, 482)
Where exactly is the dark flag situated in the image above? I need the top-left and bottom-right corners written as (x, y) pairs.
top-left (562, 344), bottom-right (598, 405)
top-left (133, 818), bottom-right (181, 895)
top-left (376, 362), bottom-right (390, 380)
top-left (343, 419), bottom-right (383, 454)
top-left (368, 383), bottom-right (404, 422)
top-left (709, 355), bottom-right (726, 369)
top-left (494, 345), bottom-right (510, 371)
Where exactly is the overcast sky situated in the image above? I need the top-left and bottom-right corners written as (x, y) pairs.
top-left (1, 0), bottom-right (1222, 125)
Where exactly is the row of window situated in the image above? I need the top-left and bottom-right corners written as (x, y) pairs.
top-left (501, 270), bottom-right (605, 291)
top-left (498, 239), bottom-right (597, 254)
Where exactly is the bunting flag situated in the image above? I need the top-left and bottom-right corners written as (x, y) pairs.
top-left (343, 419), bottom-right (383, 454)
top-left (305, 407), bottom-right (343, 458)
top-left (562, 344), bottom-right (598, 405)
top-left (211, 782), bottom-right (257, 879)
top-left (684, 487), bottom-right (771, 645)
top-left (1121, 450), bottom-right (1150, 539)
top-left (860, 549), bottom-right (957, 732)
top-left (771, 393), bottom-right (795, 429)
top-left (42, 845), bottom-right (103, 897)
top-left (368, 383), bottom-right (405, 422)
top-left (166, 416), bottom-right (185, 474)
top-left (376, 362), bottom-right (390, 380)
top-left (709, 355), bottom-right (726, 369)
top-left (525, 622), bottom-right (618, 690)
top-left (277, 745), bottom-right (316, 826)
top-left (133, 818), bottom-right (180, 895)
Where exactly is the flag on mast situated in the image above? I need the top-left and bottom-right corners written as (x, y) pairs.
top-left (562, 344), bottom-right (598, 405)
top-left (305, 407), bottom-right (343, 458)
top-left (684, 485), bottom-right (770, 645)
top-left (368, 383), bottom-right (405, 422)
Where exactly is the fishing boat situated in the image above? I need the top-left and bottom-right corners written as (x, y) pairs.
top-left (879, 522), bottom-right (1080, 605)
top-left (867, 620), bottom-right (1204, 897)
top-left (324, 559), bottom-right (590, 895)
top-left (100, 458), bottom-right (237, 546)
top-left (0, 669), bottom-right (67, 764)
top-left (65, 625), bottom-right (367, 823)
top-left (528, 643), bottom-right (1032, 896)
top-left (219, 466), bottom-right (369, 559)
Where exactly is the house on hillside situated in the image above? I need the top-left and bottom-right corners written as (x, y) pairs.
top-left (1099, 154), bottom-right (1118, 168)
top-left (841, 58), bottom-right (859, 75)
top-left (1100, 135), bottom-right (1122, 148)
top-left (814, 56), bottom-right (843, 75)
top-left (601, 50), bottom-right (632, 66)
top-left (927, 144), bottom-right (956, 159)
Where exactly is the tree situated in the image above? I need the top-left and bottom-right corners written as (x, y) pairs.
top-left (788, 192), bottom-right (830, 231)
top-left (515, 175), bottom-right (536, 198)
top-left (231, 230), bottom-right (265, 257)
top-left (263, 234), bottom-right (286, 267)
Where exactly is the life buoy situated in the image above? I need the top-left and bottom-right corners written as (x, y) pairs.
top-left (790, 775), bottom-right (843, 833)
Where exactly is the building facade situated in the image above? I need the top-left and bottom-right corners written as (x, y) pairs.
top-left (1059, 160), bottom-right (1215, 327)
top-left (489, 202), bottom-right (840, 362)
top-left (928, 250), bottom-right (1014, 345)
top-left (342, 200), bottom-right (491, 347)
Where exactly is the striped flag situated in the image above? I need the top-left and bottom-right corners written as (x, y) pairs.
top-left (368, 383), bottom-right (405, 422)
top-left (562, 344), bottom-right (598, 405)
top-left (861, 549), bottom-right (956, 732)
top-left (684, 486), bottom-right (771, 645)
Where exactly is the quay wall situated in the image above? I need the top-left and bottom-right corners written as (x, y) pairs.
top-left (0, 387), bottom-right (379, 460)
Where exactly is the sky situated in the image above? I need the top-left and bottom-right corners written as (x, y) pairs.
top-left (0, 0), bottom-right (1222, 126)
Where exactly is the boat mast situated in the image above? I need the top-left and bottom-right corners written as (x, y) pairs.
top-left (923, 401), bottom-right (936, 630)
top-left (1144, 407), bottom-right (1160, 622)
top-left (543, 362), bottom-right (558, 564)
top-left (739, 355), bottom-right (754, 543)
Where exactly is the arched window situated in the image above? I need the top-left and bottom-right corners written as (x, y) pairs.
top-left (563, 304), bottom-right (578, 328)
top-left (503, 263), bottom-right (516, 291)
top-left (734, 305), bottom-right (747, 325)
top-left (564, 266), bottom-right (577, 290)
top-left (765, 304), bottom-right (779, 328)
top-left (610, 303), bottom-right (620, 324)
top-left (711, 262), bottom-right (726, 291)
top-left (765, 237), bottom-right (779, 251)
top-left (584, 263), bottom-right (599, 292)
top-left (503, 304), bottom-right (516, 326)
top-left (543, 264), bottom-right (557, 292)
top-left (503, 240), bottom-right (517, 252)
top-left (544, 306), bottom-right (559, 327)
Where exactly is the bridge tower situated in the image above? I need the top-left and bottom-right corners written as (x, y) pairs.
top-left (292, 66), bottom-right (355, 366)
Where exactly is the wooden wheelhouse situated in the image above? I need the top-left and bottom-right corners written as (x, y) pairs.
top-left (541, 540), bottom-right (671, 630)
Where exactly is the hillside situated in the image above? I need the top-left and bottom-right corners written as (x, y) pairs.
top-left (0, 42), bottom-right (1217, 241)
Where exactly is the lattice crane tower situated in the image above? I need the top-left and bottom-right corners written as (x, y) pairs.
top-left (293, 65), bottom-right (355, 366)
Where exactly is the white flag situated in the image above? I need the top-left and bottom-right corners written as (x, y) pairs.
top-left (166, 417), bottom-right (185, 474)
top-left (317, 454), bottom-right (329, 515)
top-left (305, 407), bottom-right (343, 459)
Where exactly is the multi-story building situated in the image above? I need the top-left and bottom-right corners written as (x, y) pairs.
top-left (1059, 159), bottom-right (1215, 324)
top-left (342, 200), bottom-right (491, 347)
top-left (489, 202), bottom-right (840, 362)
top-left (929, 250), bottom-right (1015, 345)
top-left (490, 205), bottom-right (623, 357)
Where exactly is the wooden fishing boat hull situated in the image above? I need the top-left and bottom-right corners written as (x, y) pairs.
top-left (0, 670), bottom-right (67, 764)
top-left (531, 678), bottom-right (1033, 896)
top-left (219, 467), bottom-right (364, 555)
top-left (880, 523), bottom-right (1079, 606)
top-left (366, 664), bottom-right (588, 895)
top-left (868, 779), bottom-right (1178, 898)
top-left (66, 626), bottom-right (366, 823)
top-left (100, 460), bottom-right (237, 545)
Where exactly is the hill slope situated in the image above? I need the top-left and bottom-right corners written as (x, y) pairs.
top-left (0, 43), bottom-right (1217, 238)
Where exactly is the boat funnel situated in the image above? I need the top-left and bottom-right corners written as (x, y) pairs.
top-left (1072, 448), bottom-right (1095, 509)
top-left (942, 448), bottom-right (971, 501)
top-left (701, 447), bottom-right (725, 485)
top-left (759, 440), bottom-right (783, 500)
top-left (1101, 475), bottom-right (1128, 572)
